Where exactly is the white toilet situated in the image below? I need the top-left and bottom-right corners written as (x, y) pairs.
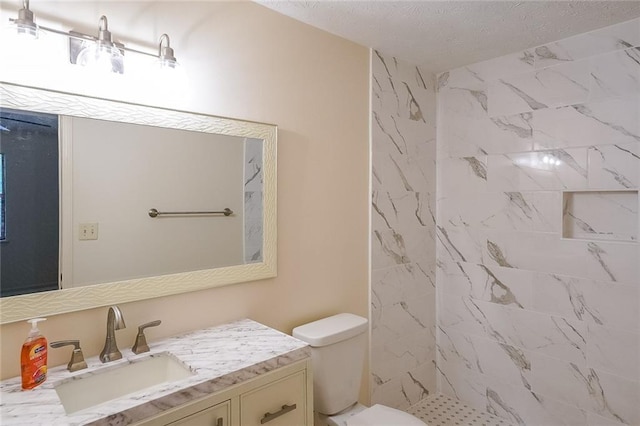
top-left (292, 313), bottom-right (427, 426)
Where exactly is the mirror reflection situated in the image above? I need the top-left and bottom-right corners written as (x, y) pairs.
top-left (0, 108), bottom-right (263, 297)
top-left (0, 109), bottom-right (59, 297)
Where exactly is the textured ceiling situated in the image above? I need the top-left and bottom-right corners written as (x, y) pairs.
top-left (256, 1), bottom-right (640, 73)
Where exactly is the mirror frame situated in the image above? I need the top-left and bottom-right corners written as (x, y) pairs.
top-left (0, 82), bottom-right (277, 324)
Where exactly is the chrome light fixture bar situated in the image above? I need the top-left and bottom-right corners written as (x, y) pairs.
top-left (8, 0), bottom-right (180, 74)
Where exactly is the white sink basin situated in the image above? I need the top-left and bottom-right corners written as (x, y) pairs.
top-left (54, 352), bottom-right (194, 414)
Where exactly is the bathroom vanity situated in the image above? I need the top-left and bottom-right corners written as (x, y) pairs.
top-left (0, 319), bottom-right (312, 426)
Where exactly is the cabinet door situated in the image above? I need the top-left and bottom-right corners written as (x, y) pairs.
top-left (240, 371), bottom-right (307, 426)
top-left (169, 399), bottom-right (230, 426)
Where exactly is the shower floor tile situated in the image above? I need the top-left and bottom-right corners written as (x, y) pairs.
top-left (407, 394), bottom-right (513, 426)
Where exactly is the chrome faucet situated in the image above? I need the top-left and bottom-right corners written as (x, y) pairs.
top-left (100, 306), bottom-right (126, 363)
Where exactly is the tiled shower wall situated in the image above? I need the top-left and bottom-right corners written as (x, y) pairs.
top-left (244, 137), bottom-right (263, 263)
top-left (370, 51), bottom-right (437, 408)
top-left (436, 17), bottom-right (640, 425)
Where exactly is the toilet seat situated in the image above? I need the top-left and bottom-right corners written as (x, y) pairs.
top-left (346, 404), bottom-right (427, 426)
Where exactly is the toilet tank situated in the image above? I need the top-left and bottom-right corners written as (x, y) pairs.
top-left (292, 313), bottom-right (368, 415)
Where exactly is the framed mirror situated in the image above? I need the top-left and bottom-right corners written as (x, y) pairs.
top-left (0, 82), bottom-right (277, 324)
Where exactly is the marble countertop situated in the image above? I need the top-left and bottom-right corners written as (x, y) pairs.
top-left (0, 319), bottom-right (310, 425)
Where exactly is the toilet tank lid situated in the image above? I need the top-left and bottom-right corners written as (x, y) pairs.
top-left (292, 313), bottom-right (368, 347)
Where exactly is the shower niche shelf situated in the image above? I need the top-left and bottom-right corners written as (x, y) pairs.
top-left (562, 190), bottom-right (638, 243)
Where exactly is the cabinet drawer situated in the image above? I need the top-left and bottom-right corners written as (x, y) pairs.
top-left (168, 399), bottom-right (230, 426)
top-left (240, 370), bottom-right (307, 426)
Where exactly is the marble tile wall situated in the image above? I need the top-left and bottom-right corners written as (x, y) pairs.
top-left (436, 17), bottom-right (640, 425)
top-left (244, 137), bottom-right (263, 263)
top-left (370, 51), bottom-right (437, 409)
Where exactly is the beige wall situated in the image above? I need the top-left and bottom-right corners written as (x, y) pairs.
top-left (0, 1), bottom-right (370, 399)
top-left (69, 118), bottom-right (245, 287)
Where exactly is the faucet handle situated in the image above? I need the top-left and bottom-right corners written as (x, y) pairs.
top-left (50, 340), bottom-right (88, 372)
top-left (132, 320), bottom-right (162, 355)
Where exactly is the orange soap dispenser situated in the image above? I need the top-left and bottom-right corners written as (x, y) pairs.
top-left (20, 317), bottom-right (48, 390)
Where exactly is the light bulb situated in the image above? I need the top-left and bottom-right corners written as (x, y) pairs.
top-left (13, 23), bottom-right (38, 39)
top-left (156, 56), bottom-right (184, 79)
top-left (76, 42), bottom-right (124, 74)
top-left (158, 56), bottom-right (178, 70)
top-left (0, 21), bottom-right (53, 75)
top-left (1, 24), bottom-right (38, 54)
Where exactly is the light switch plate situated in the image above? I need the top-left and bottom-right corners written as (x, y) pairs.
top-left (79, 223), bottom-right (99, 240)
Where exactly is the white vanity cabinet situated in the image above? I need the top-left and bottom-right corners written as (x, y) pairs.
top-left (240, 368), bottom-right (307, 426)
top-left (136, 359), bottom-right (312, 426)
top-left (169, 400), bottom-right (230, 426)
top-left (0, 320), bottom-right (312, 426)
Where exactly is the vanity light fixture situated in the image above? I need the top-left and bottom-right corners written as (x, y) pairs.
top-left (157, 34), bottom-right (178, 69)
top-left (7, 0), bottom-right (181, 74)
top-left (73, 16), bottom-right (124, 74)
top-left (7, 0), bottom-right (39, 39)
